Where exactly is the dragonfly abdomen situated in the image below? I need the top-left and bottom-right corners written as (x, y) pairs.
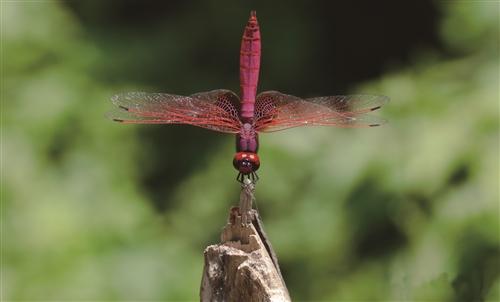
top-left (239, 11), bottom-right (261, 121)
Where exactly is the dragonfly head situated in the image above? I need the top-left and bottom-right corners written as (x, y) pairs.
top-left (233, 152), bottom-right (260, 174)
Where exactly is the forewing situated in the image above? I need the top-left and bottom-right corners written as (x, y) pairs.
top-left (107, 89), bottom-right (242, 133)
top-left (254, 91), bottom-right (388, 132)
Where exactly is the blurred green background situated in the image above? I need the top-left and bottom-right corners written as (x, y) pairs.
top-left (3, 0), bottom-right (499, 301)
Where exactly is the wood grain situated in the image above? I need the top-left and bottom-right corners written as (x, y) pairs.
top-left (200, 181), bottom-right (290, 302)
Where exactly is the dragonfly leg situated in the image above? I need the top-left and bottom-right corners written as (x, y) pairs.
top-left (250, 172), bottom-right (259, 183)
top-left (236, 172), bottom-right (259, 184)
top-left (236, 172), bottom-right (244, 183)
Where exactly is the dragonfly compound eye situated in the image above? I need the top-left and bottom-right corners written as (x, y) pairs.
top-left (233, 152), bottom-right (260, 174)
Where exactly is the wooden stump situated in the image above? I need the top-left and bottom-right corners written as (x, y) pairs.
top-left (200, 181), bottom-right (290, 302)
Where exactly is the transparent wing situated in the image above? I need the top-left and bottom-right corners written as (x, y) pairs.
top-left (107, 89), bottom-right (242, 133)
top-left (254, 91), bottom-right (388, 132)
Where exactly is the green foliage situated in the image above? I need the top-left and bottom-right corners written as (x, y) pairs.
top-left (3, 1), bottom-right (498, 301)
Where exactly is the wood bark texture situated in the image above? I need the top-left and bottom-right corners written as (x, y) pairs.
top-left (200, 182), bottom-right (290, 302)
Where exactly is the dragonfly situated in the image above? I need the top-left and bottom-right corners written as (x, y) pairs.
top-left (108, 11), bottom-right (388, 183)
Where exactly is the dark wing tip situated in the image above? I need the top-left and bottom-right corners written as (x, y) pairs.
top-left (368, 116), bottom-right (389, 127)
top-left (105, 109), bottom-right (125, 123)
top-left (118, 105), bottom-right (129, 111)
top-left (369, 118), bottom-right (388, 127)
top-left (364, 95), bottom-right (390, 110)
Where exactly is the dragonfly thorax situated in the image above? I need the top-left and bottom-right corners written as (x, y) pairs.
top-left (236, 123), bottom-right (259, 153)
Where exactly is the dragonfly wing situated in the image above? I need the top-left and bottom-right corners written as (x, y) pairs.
top-left (108, 89), bottom-right (242, 133)
top-left (254, 91), bottom-right (388, 132)
top-left (305, 94), bottom-right (389, 114)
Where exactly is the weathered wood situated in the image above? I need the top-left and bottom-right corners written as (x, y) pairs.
top-left (200, 181), bottom-right (290, 302)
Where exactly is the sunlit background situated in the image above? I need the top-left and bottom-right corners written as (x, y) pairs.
top-left (3, 0), bottom-right (499, 301)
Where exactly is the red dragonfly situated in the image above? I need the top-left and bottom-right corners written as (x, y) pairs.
top-left (108, 11), bottom-right (388, 183)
